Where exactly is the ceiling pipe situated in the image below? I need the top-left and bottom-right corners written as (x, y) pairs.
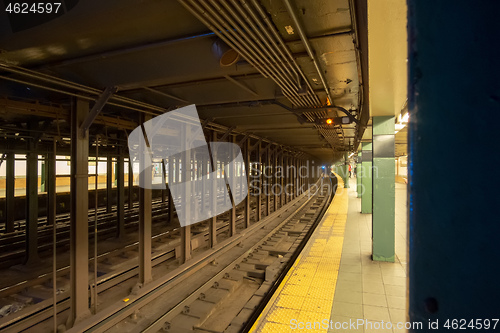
top-left (249, 0), bottom-right (321, 106)
top-left (0, 70), bottom-right (313, 158)
top-left (0, 63), bottom-right (166, 114)
top-left (178, 0), bottom-right (302, 107)
top-left (282, 0), bottom-right (334, 106)
top-left (195, 0), bottom-right (305, 107)
top-left (177, 0), bottom-right (322, 110)
top-left (225, 0), bottom-right (299, 89)
top-left (282, 0), bottom-right (348, 142)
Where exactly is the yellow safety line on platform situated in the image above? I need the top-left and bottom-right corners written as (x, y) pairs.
top-left (249, 175), bottom-right (348, 333)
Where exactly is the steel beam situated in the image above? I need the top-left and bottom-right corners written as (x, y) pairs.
top-left (128, 160), bottom-right (134, 209)
top-left (200, 156), bottom-right (207, 217)
top-left (47, 144), bottom-right (56, 226)
top-left (161, 160), bottom-right (167, 219)
top-left (5, 152), bottom-right (15, 233)
top-left (68, 98), bottom-right (91, 326)
top-left (229, 135), bottom-right (236, 237)
top-left (209, 131), bottom-right (217, 248)
top-left (273, 151), bottom-right (278, 212)
top-left (25, 122), bottom-right (39, 265)
top-left (116, 141), bottom-right (125, 239)
top-left (266, 147), bottom-right (271, 216)
top-left (219, 126), bottom-right (236, 142)
top-left (167, 157), bottom-right (174, 225)
top-left (143, 86), bottom-right (189, 104)
top-left (138, 113), bottom-right (153, 285)
top-left (283, 155), bottom-right (288, 204)
top-left (244, 139), bottom-right (251, 228)
top-left (279, 152), bottom-right (284, 208)
top-left (224, 75), bottom-right (259, 97)
top-left (79, 86), bottom-right (117, 136)
top-left (106, 156), bottom-right (113, 213)
top-left (180, 125), bottom-right (191, 263)
top-left (256, 141), bottom-right (262, 221)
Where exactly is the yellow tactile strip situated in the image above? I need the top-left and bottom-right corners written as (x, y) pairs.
top-left (250, 175), bottom-right (348, 333)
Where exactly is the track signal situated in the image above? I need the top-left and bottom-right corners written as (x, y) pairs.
top-left (314, 116), bottom-right (352, 126)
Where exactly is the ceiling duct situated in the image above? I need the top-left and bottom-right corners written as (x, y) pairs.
top-left (177, 0), bottom-right (345, 149)
top-left (211, 39), bottom-right (241, 67)
top-left (177, 0), bottom-right (320, 109)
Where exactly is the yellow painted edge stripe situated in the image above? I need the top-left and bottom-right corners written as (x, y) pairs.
top-left (249, 174), bottom-right (348, 332)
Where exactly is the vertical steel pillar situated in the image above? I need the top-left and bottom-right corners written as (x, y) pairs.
top-left (167, 157), bottom-right (174, 224)
top-left (209, 131), bottom-right (217, 247)
top-left (200, 156), bottom-right (206, 216)
top-left (106, 156), bottom-right (112, 213)
top-left (161, 160), bottom-right (167, 204)
top-left (298, 159), bottom-right (302, 195)
top-left (47, 146), bottom-right (56, 225)
top-left (41, 157), bottom-right (46, 192)
top-left (128, 160), bottom-right (133, 209)
top-left (175, 155), bottom-right (180, 185)
top-left (25, 122), bottom-right (39, 265)
top-left (68, 98), bottom-right (91, 326)
top-left (138, 113), bottom-right (152, 284)
top-left (265, 148), bottom-right (271, 216)
top-left (256, 142), bottom-right (262, 222)
top-left (279, 153), bottom-right (284, 208)
top-left (116, 142), bottom-right (125, 239)
top-left (289, 156), bottom-right (294, 201)
top-left (273, 151), bottom-right (278, 212)
top-left (180, 125), bottom-right (191, 263)
top-left (284, 155), bottom-right (289, 204)
top-left (5, 152), bottom-right (15, 233)
top-left (229, 135), bottom-right (236, 236)
top-left (162, 160), bottom-right (168, 217)
top-left (244, 139), bottom-right (251, 228)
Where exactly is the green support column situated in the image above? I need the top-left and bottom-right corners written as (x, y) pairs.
top-left (356, 152), bottom-right (362, 198)
top-left (361, 142), bottom-right (372, 213)
top-left (372, 116), bottom-right (395, 262)
top-left (343, 152), bottom-right (350, 188)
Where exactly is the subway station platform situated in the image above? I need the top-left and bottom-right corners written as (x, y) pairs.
top-left (250, 176), bottom-right (408, 333)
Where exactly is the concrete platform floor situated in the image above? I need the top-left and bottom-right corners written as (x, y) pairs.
top-left (328, 178), bottom-right (408, 333)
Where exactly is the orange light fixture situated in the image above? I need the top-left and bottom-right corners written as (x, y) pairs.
top-left (326, 118), bottom-right (333, 125)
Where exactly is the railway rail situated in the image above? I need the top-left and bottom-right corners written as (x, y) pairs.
top-left (0, 188), bottom-right (273, 332)
top-left (0, 177), bottom-right (334, 333)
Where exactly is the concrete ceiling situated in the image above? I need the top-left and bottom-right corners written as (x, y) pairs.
top-left (360, 0), bottom-right (407, 156)
top-left (0, 0), bottom-right (369, 163)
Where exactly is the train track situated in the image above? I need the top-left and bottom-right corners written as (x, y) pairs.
top-left (0, 187), bottom-right (275, 332)
top-left (0, 177), bottom-right (334, 333)
top-left (0, 199), bottom-right (170, 270)
top-left (67, 177), bottom-right (334, 333)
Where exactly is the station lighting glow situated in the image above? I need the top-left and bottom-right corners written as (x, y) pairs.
top-left (401, 112), bottom-right (409, 123)
top-left (326, 118), bottom-right (333, 125)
